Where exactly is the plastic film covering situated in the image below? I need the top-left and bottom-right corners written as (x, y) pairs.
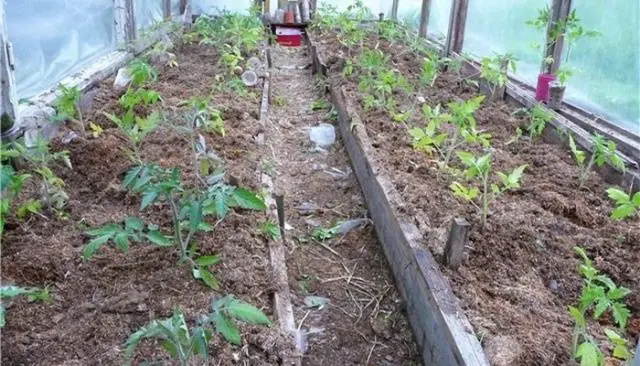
top-left (463, 0), bottom-right (545, 87)
top-left (136, 0), bottom-right (164, 29)
top-left (6, 0), bottom-right (115, 99)
top-left (394, 0), bottom-right (450, 38)
top-left (564, 1), bottom-right (639, 132)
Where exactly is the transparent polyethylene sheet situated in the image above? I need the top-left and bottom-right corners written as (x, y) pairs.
top-left (6, 0), bottom-right (115, 99)
top-left (564, 1), bottom-right (639, 132)
top-left (463, 0), bottom-right (545, 87)
top-left (394, 0), bottom-right (450, 39)
top-left (136, 0), bottom-right (165, 30)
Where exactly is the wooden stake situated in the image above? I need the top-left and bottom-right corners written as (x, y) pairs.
top-left (0, 0), bottom-right (17, 135)
top-left (418, 0), bottom-right (431, 38)
top-left (541, 0), bottom-right (573, 74)
top-left (275, 193), bottom-right (286, 244)
top-left (444, 218), bottom-right (471, 269)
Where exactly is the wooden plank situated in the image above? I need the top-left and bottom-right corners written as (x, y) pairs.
top-left (418, 0), bottom-right (431, 38)
top-left (391, 0), bottom-right (399, 20)
top-left (114, 0), bottom-right (137, 46)
top-left (0, 0), bottom-right (17, 135)
top-left (163, 0), bottom-right (171, 20)
top-left (307, 37), bottom-right (488, 363)
top-left (541, 0), bottom-right (572, 74)
top-left (444, 218), bottom-right (470, 269)
top-left (328, 82), bottom-right (488, 366)
top-left (180, 0), bottom-right (187, 14)
top-left (443, 0), bottom-right (469, 55)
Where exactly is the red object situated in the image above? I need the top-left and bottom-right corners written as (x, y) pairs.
top-left (275, 27), bottom-right (302, 47)
top-left (284, 10), bottom-right (294, 24)
top-left (535, 73), bottom-right (556, 102)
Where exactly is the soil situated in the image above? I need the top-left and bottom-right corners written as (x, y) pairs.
top-left (263, 45), bottom-right (419, 365)
top-left (1, 39), bottom-right (293, 365)
top-left (311, 29), bottom-right (640, 365)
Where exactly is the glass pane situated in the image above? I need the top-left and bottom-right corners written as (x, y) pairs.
top-left (463, 0), bottom-right (548, 86)
top-left (565, 1), bottom-right (639, 132)
top-left (6, 0), bottom-right (115, 99)
top-left (396, 0), bottom-right (421, 30)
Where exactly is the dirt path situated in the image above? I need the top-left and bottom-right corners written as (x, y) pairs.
top-left (263, 44), bottom-right (419, 365)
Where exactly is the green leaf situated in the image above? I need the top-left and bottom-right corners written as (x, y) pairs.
top-left (632, 192), bottom-right (640, 206)
top-left (593, 297), bottom-right (610, 319)
top-left (607, 286), bottom-right (631, 300)
top-left (125, 328), bottom-right (147, 359)
top-left (114, 231), bottom-right (130, 252)
top-left (575, 342), bottom-right (600, 366)
top-left (612, 344), bottom-right (632, 361)
top-left (83, 235), bottom-right (112, 259)
top-left (611, 302), bottom-right (630, 329)
top-left (231, 188), bottom-right (267, 211)
top-left (456, 151), bottom-right (476, 167)
top-left (568, 306), bottom-right (586, 328)
top-left (160, 340), bottom-right (179, 359)
top-left (146, 230), bottom-right (173, 246)
top-left (611, 204), bottom-right (636, 220)
top-left (213, 312), bottom-right (241, 345)
top-left (198, 222), bottom-right (215, 232)
top-left (140, 191), bottom-right (159, 211)
top-left (189, 200), bottom-right (203, 231)
top-left (604, 328), bottom-right (625, 345)
top-left (122, 166), bottom-right (143, 188)
top-left (606, 188), bottom-right (630, 204)
top-left (125, 216), bottom-right (145, 231)
top-left (227, 299), bottom-right (271, 325)
top-left (192, 327), bottom-right (211, 358)
top-left (85, 223), bottom-right (121, 237)
top-left (196, 267), bottom-right (220, 290)
top-left (0, 304), bottom-right (5, 328)
top-left (196, 255), bottom-right (220, 266)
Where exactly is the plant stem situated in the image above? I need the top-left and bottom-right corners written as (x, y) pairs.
top-left (579, 153), bottom-right (596, 188)
top-left (168, 194), bottom-right (186, 260)
top-left (443, 128), bottom-right (459, 168)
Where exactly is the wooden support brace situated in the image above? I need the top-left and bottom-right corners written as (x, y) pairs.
top-left (444, 218), bottom-right (471, 269)
top-left (0, 0), bottom-right (17, 134)
top-left (391, 0), bottom-right (399, 20)
top-left (443, 0), bottom-right (469, 56)
top-left (180, 0), bottom-right (192, 25)
top-left (418, 0), bottom-right (431, 38)
top-left (163, 0), bottom-right (171, 20)
top-left (114, 0), bottom-right (137, 46)
top-left (541, 0), bottom-right (572, 74)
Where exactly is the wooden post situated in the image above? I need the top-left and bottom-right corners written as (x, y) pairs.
top-left (181, 0), bottom-right (192, 25)
top-left (444, 218), bottom-right (471, 269)
top-left (114, 0), bottom-right (136, 45)
top-left (541, 0), bottom-right (572, 74)
top-left (391, 0), bottom-right (399, 20)
top-left (179, 0), bottom-right (187, 15)
top-left (418, 0), bottom-right (431, 38)
top-left (163, 0), bottom-right (171, 20)
top-left (443, 0), bottom-right (469, 56)
top-left (0, 0), bottom-right (17, 134)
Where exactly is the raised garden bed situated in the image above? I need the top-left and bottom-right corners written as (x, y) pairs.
top-left (1, 19), bottom-right (295, 365)
top-left (308, 16), bottom-right (639, 366)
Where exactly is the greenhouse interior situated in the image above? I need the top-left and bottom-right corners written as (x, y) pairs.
top-left (0, 0), bottom-right (638, 365)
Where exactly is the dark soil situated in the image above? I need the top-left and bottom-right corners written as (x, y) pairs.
top-left (1, 40), bottom-right (294, 365)
top-left (311, 29), bottom-right (640, 365)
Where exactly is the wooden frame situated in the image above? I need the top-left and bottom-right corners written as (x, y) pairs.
top-left (163, 0), bottom-right (172, 20)
top-left (541, 0), bottom-right (572, 74)
top-left (443, 0), bottom-right (469, 55)
top-left (114, 0), bottom-right (137, 46)
top-left (0, 0), bottom-right (17, 134)
top-left (418, 0), bottom-right (431, 38)
top-left (391, 0), bottom-right (399, 20)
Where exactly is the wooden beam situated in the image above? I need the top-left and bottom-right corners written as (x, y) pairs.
top-left (163, 0), bottom-right (171, 20)
top-left (181, 0), bottom-right (192, 25)
top-left (114, 0), bottom-right (136, 46)
top-left (179, 0), bottom-right (187, 14)
top-left (541, 0), bottom-right (572, 74)
top-left (443, 0), bottom-right (469, 55)
top-left (0, 0), bottom-right (17, 134)
top-left (418, 0), bottom-right (431, 38)
top-left (391, 0), bottom-right (399, 20)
